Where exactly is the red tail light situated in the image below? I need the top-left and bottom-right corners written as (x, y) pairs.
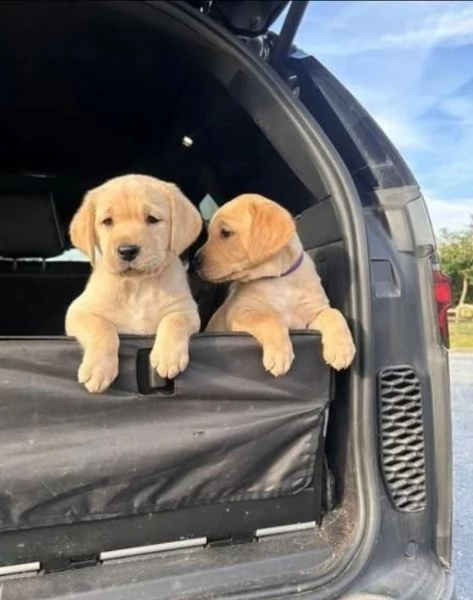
top-left (433, 270), bottom-right (453, 347)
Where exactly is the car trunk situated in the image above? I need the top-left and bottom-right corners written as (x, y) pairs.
top-left (0, 2), bottom-right (372, 597)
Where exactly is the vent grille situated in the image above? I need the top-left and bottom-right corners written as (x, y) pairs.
top-left (378, 366), bottom-right (427, 512)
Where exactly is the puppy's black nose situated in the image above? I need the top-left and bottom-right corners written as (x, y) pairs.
top-left (117, 244), bottom-right (140, 262)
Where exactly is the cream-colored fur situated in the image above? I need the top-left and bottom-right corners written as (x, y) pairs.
top-left (198, 194), bottom-right (355, 376)
top-left (66, 174), bottom-right (202, 393)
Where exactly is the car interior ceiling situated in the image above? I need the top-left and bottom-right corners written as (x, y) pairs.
top-left (0, 3), bottom-right (345, 340)
top-left (0, 2), bottom-right (354, 540)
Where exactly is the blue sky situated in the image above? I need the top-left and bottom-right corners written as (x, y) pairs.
top-left (289, 0), bottom-right (472, 232)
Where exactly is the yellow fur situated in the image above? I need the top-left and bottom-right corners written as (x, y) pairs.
top-left (66, 174), bottom-right (202, 393)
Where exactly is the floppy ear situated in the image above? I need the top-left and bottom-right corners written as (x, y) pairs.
top-left (69, 190), bottom-right (97, 264)
top-left (165, 183), bottom-right (203, 256)
top-left (248, 198), bottom-right (296, 264)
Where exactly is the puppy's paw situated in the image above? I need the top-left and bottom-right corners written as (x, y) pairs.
top-left (322, 330), bottom-right (356, 371)
top-left (150, 342), bottom-right (189, 380)
top-left (78, 353), bottom-right (119, 394)
top-left (262, 341), bottom-right (295, 377)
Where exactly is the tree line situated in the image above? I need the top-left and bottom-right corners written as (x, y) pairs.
top-left (438, 216), bottom-right (473, 309)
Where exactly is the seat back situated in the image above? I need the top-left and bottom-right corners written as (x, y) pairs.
top-left (0, 192), bottom-right (90, 335)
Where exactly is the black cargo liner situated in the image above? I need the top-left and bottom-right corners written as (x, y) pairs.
top-left (0, 332), bottom-right (330, 569)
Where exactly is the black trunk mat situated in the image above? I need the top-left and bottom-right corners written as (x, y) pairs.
top-left (0, 333), bottom-right (330, 568)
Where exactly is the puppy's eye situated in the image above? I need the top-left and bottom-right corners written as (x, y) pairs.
top-left (102, 217), bottom-right (113, 227)
top-left (146, 215), bottom-right (161, 224)
top-left (220, 228), bottom-right (233, 239)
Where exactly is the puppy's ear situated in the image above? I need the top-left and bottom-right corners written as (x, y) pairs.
top-left (166, 183), bottom-right (203, 256)
top-left (248, 198), bottom-right (296, 264)
top-left (69, 190), bottom-right (97, 264)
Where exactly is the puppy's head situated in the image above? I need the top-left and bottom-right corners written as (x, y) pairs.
top-left (197, 194), bottom-right (295, 283)
top-left (70, 174), bottom-right (202, 275)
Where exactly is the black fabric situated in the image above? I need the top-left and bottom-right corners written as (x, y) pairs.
top-left (0, 192), bottom-right (64, 258)
top-left (0, 334), bottom-right (329, 546)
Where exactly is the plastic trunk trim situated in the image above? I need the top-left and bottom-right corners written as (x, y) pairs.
top-left (0, 562), bottom-right (41, 577)
top-left (100, 538), bottom-right (208, 562)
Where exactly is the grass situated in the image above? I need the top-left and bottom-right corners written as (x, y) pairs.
top-left (449, 319), bottom-right (473, 350)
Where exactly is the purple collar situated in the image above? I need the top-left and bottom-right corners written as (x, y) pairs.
top-left (279, 252), bottom-right (304, 278)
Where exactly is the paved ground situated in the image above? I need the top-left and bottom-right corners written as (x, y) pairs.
top-left (451, 353), bottom-right (473, 600)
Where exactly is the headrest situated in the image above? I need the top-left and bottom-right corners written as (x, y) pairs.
top-left (0, 192), bottom-right (64, 258)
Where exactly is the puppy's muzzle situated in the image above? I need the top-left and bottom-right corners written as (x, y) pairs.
top-left (117, 244), bottom-right (141, 262)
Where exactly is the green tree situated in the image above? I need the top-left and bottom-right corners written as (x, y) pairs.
top-left (438, 216), bottom-right (473, 308)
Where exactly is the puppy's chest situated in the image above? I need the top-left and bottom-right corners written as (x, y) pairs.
top-left (236, 281), bottom-right (309, 328)
top-left (269, 288), bottom-right (307, 327)
top-left (115, 286), bottom-right (166, 335)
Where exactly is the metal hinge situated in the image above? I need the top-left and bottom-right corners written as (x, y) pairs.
top-left (208, 521), bottom-right (316, 547)
top-left (207, 532), bottom-right (255, 548)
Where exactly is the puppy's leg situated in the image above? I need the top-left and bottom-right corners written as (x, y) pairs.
top-left (150, 311), bottom-right (200, 380)
top-left (309, 308), bottom-right (355, 370)
top-left (66, 311), bottom-right (119, 393)
top-left (205, 305), bottom-right (226, 332)
top-left (230, 310), bottom-right (294, 377)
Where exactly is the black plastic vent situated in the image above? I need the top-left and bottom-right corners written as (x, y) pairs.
top-left (378, 366), bottom-right (427, 512)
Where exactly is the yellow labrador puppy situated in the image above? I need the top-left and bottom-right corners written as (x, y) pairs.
top-left (196, 194), bottom-right (355, 376)
top-left (66, 174), bottom-right (202, 393)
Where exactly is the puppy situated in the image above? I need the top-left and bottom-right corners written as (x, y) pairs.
top-left (196, 194), bottom-right (355, 376)
top-left (66, 174), bottom-right (202, 393)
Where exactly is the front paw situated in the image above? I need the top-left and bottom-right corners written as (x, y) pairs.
top-left (262, 341), bottom-right (295, 377)
top-left (78, 353), bottom-right (119, 393)
top-left (322, 329), bottom-right (355, 371)
top-left (150, 342), bottom-right (189, 380)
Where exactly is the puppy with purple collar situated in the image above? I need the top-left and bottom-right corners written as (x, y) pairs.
top-left (196, 194), bottom-right (355, 376)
